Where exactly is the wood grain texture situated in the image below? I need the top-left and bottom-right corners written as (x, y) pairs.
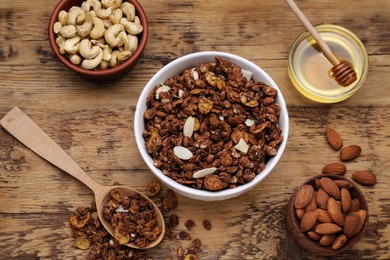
top-left (0, 0), bottom-right (389, 259)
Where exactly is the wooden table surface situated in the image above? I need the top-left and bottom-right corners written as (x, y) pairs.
top-left (1, 0), bottom-right (389, 259)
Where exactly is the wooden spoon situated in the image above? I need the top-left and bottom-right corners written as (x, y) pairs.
top-left (285, 0), bottom-right (357, 87)
top-left (0, 106), bottom-right (165, 250)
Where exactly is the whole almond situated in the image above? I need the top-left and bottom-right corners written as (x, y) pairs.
top-left (307, 231), bottom-right (321, 241)
top-left (300, 211), bottom-right (318, 232)
top-left (319, 235), bottom-right (336, 246)
top-left (294, 185), bottom-right (314, 209)
top-left (334, 180), bottom-right (353, 189)
top-left (350, 199), bottom-right (361, 213)
top-left (352, 171), bottom-right (377, 186)
top-left (344, 214), bottom-right (361, 238)
top-left (332, 234), bottom-right (348, 250)
top-left (322, 163), bottom-right (347, 175)
top-left (326, 128), bottom-right (343, 150)
top-left (327, 197), bottom-right (345, 226)
top-left (316, 208), bottom-right (333, 223)
top-left (295, 208), bottom-right (305, 220)
top-left (305, 191), bottom-right (317, 212)
top-left (320, 177), bottom-right (340, 199)
top-left (315, 223), bottom-right (342, 235)
top-left (355, 209), bottom-right (367, 232)
top-left (340, 145), bottom-right (361, 161)
top-left (340, 188), bottom-right (352, 214)
top-left (316, 188), bottom-right (329, 210)
top-left (315, 179), bottom-right (322, 190)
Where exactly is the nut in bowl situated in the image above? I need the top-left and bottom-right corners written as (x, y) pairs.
top-left (286, 174), bottom-right (369, 256)
top-left (48, 0), bottom-right (148, 81)
top-left (134, 51), bottom-right (289, 201)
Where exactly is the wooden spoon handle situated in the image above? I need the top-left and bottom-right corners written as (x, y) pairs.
top-left (285, 0), bottom-right (340, 66)
top-left (0, 106), bottom-right (100, 192)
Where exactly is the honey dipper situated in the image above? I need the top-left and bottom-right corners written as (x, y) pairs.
top-left (285, 0), bottom-right (357, 87)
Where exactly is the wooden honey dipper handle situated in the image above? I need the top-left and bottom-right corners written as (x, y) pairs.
top-left (285, 0), bottom-right (357, 86)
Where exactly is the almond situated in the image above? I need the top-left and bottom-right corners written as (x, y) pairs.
top-left (294, 185), bottom-right (314, 209)
top-left (332, 234), bottom-right (348, 250)
top-left (316, 189), bottom-right (329, 210)
top-left (319, 235), bottom-right (336, 246)
top-left (350, 199), bottom-right (361, 213)
top-left (355, 209), bottom-right (367, 232)
top-left (305, 191), bottom-right (317, 212)
top-left (320, 177), bottom-right (340, 199)
top-left (322, 162), bottom-right (347, 175)
top-left (327, 197), bottom-right (345, 226)
top-left (315, 223), bottom-right (342, 235)
top-left (316, 208), bottom-right (333, 223)
top-left (352, 171), bottom-right (377, 186)
top-left (314, 179), bottom-right (322, 190)
top-left (334, 180), bottom-right (353, 189)
top-left (300, 211), bottom-right (318, 232)
top-left (344, 214), bottom-right (361, 238)
top-left (341, 188), bottom-right (352, 214)
top-left (340, 145), bottom-right (361, 161)
top-left (326, 128), bottom-right (343, 150)
top-left (295, 208), bottom-right (305, 220)
top-left (307, 231), bottom-right (321, 241)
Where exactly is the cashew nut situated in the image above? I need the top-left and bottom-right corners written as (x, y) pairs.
top-left (56, 36), bottom-right (66, 54)
top-left (88, 0), bottom-right (112, 18)
top-left (134, 15), bottom-right (141, 25)
top-left (108, 50), bottom-right (120, 67)
top-left (58, 25), bottom-right (77, 38)
top-left (101, 18), bottom-right (112, 29)
top-left (81, 1), bottom-right (92, 12)
top-left (101, 0), bottom-right (122, 10)
top-left (127, 34), bottom-right (138, 53)
top-left (104, 24), bottom-right (124, 47)
top-left (91, 38), bottom-right (106, 46)
top-left (120, 18), bottom-right (142, 35)
top-left (64, 36), bottom-right (81, 54)
top-left (117, 31), bottom-right (129, 51)
top-left (70, 54), bottom-right (82, 65)
top-left (79, 39), bottom-right (101, 59)
top-left (81, 48), bottom-right (103, 69)
top-left (99, 60), bottom-right (109, 70)
top-left (76, 13), bottom-right (86, 25)
top-left (53, 21), bottom-right (63, 34)
top-left (120, 2), bottom-right (135, 21)
top-left (102, 44), bottom-right (112, 61)
top-left (109, 8), bottom-right (122, 24)
top-left (90, 16), bottom-right (105, 39)
top-left (67, 7), bottom-right (85, 25)
top-left (58, 10), bottom-right (68, 25)
top-left (77, 12), bottom-right (93, 38)
top-left (117, 50), bottom-right (131, 63)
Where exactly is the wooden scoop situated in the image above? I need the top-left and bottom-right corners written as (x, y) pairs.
top-left (285, 0), bottom-right (357, 87)
top-left (0, 106), bottom-right (165, 250)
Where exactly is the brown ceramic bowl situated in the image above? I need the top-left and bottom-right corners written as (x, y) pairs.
top-left (286, 174), bottom-right (369, 256)
top-left (48, 0), bottom-right (148, 81)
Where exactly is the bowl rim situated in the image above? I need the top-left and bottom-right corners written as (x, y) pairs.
top-left (134, 51), bottom-right (289, 200)
top-left (286, 174), bottom-right (369, 255)
top-left (48, 0), bottom-right (148, 76)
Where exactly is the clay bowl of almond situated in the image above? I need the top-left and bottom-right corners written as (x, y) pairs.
top-left (286, 174), bottom-right (369, 256)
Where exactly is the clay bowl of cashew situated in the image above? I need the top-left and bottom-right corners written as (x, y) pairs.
top-left (286, 174), bottom-right (369, 256)
top-left (48, 0), bottom-right (148, 81)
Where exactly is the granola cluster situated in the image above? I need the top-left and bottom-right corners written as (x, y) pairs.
top-left (143, 56), bottom-right (283, 191)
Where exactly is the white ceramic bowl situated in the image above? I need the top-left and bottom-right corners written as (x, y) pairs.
top-left (135, 51), bottom-right (289, 201)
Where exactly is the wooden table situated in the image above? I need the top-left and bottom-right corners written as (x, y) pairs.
top-left (1, 0), bottom-right (389, 259)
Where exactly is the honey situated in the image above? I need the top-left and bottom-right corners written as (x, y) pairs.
top-left (288, 24), bottom-right (368, 103)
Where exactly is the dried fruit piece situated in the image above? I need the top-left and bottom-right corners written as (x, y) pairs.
top-left (322, 163), bottom-right (347, 175)
top-left (145, 180), bottom-right (162, 197)
top-left (300, 211), bottom-right (318, 232)
top-left (340, 145), bottom-right (361, 161)
top-left (340, 188), bottom-right (352, 213)
top-left (193, 167), bottom-right (218, 179)
top-left (173, 146), bottom-right (193, 160)
top-left (332, 234), bottom-right (348, 250)
top-left (75, 237), bottom-right (91, 250)
top-left (315, 223), bottom-right (342, 235)
top-left (352, 171), bottom-right (377, 186)
top-left (184, 219), bottom-right (196, 231)
top-left (203, 220), bottom-right (212, 230)
top-left (204, 174), bottom-right (228, 191)
top-left (294, 185), bottom-right (314, 209)
top-left (179, 231), bottom-right (192, 240)
top-left (320, 177), bottom-right (340, 199)
top-left (327, 197), bottom-right (345, 226)
top-left (326, 128), bottom-right (343, 150)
